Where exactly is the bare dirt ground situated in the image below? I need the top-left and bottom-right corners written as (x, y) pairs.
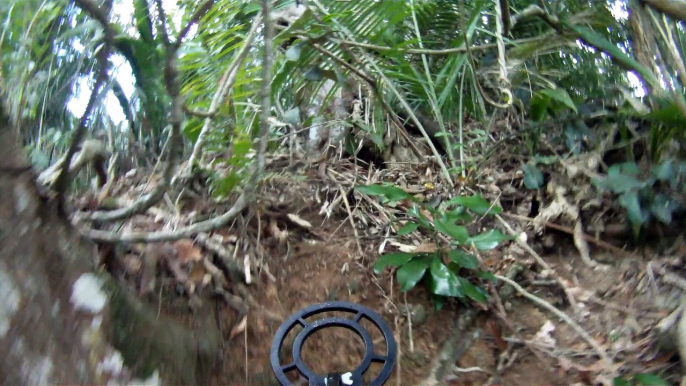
top-left (100, 159), bottom-right (684, 386)
top-left (200, 208), bottom-right (681, 386)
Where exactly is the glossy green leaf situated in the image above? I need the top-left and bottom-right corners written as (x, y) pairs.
top-left (467, 230), bottom-right (508, 251)
top-left (448, 249), bottom-right (479, 269)
top-left (397, 257), bottom-right (431, 292)
top-left (397, 222), bottom-right (420, 235)
top-left (522, 162), bottom-right (544, 189)
top-left (446, 195), bottom-right (502, 215)
top-left (355, 184), bottom-right (417, 203)
top-left (434, 215), bottom-right (469, 244)
top-left (634, 373), bottom-right (669, 386)
top-left (458, 277), bottom-right (487, 303)
top-left (374, 252), bottom-right (415, 274)
top-left (427, 258), bottom-right (463, 298)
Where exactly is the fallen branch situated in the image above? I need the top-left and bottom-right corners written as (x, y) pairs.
top-left (496, 214), bottom-right (580, 311)
top-left (82, 0), bottom-right (274, 244)
top-left (415, 264), bottom-right (524, 386)
top-left (493, 274), bottom-right (614, 368)
top-left (83, 192), bottom-right (249, 242)
top-left (500, 212), bottom-right (637, 259)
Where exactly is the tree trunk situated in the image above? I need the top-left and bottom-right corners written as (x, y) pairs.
top-left (0, 104), bottom-right (220, 385)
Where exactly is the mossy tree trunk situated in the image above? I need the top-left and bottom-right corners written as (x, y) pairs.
top-left (0, 104), bottom-right (220, 385)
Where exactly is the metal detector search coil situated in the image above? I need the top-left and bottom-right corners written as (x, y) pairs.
top-left (270, 301), bottom-right (397, 386)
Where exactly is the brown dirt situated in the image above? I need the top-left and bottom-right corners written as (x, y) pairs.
top-left (205, 209), bottom-right (666, 386)
top-left (126, 188), bottom-right (678, 386)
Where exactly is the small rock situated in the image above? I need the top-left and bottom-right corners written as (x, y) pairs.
top-left (410, 304), bottom-right (427, 325)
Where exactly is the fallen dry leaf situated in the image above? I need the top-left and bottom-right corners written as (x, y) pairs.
top-left (174, 239), bottom-right (203, 264)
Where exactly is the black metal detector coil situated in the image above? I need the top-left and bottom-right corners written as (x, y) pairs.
top-left (270, 301), bottom-right (397, 386)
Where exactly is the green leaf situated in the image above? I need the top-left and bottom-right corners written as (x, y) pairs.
top-left (434, 214), bottom-right (469, 244)
top-left (304, 65), bottom-right (323, 81)
top-left (182, 118), bottom-right (203, 143)
top-left (355, 184), bottom-right (417, 203)
top-left (407, 205), bottom-right (432, 228)
top-left (444, 208), bottom-right (473, 222)
top-left (605, 167), bottom-right (645, 194)
top-left (644, 101), bottom-right (686, 128)
top-left (431, 294), bottom-right (445, 311)
top-left (397, 222), bottom-right (420, 236)
top-left (566, 23), bottom-right (660, 90)
top-left (457, 277), bottom-right (487, 303)
top-left (529, 93), bottom-right (550, 121)
top-left (652, 160), bottom-right (674, 181)
top-left (634, 373), bottom-right (669, 386)
top-left (374, 252), bottom-right (415, 274)
top-left (283, 107), bottom-right (301, 126)
top-left (612, 378), bottom-right (632, 386)
top-left (467, 229), bottom-right (508, 251)
top-left (522, 162), bottom-right (544, 189)
top-left (618, 191), bottom-right (647, 227)
top-left (612, 162), bottom-right (641, 176)
top-left (397, 257), bottom-right (431, 292)
top-left (540, 88), bottom-right (577, 113)
top-left (285, 42), bottom-right (303, 61)
top-left (448, 249), bottom-right (479, 269)
top-left (427, 258), bottom-right (463, 298)
top-left (445, 195), bottom-right (502, 215)
top-left (650, 194), bottom-right (680, 225)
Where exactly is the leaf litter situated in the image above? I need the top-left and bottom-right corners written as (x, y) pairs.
top-left (87, 121), bottom-right (686, 385)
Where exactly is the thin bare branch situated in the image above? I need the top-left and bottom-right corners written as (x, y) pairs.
top-left (84, 2), bottom-right (274, 243)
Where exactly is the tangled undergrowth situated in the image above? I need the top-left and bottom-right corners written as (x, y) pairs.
top-left (79, 104), bottom-right (686, 385)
